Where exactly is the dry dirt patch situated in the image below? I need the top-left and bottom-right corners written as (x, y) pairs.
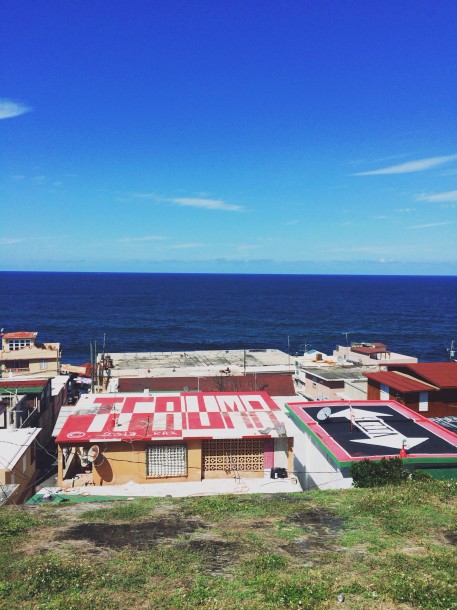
top-left (181, 537), bottom-right (239, 575)
top-left (279, 508), bottom-right (345, 560)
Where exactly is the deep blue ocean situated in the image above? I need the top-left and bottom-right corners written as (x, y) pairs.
top-left (1, 272), bottom-right (456, 364)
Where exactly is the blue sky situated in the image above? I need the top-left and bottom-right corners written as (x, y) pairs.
top-left (2, 1), bottom-right (457, 274)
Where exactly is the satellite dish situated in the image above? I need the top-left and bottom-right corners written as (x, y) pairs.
top-left (317, 406), bottom-right (332, 421)
top-left (87, 445), bottom-right (100, 463)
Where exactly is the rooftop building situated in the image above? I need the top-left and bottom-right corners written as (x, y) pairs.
top-left (0, 331), bottom-right (61, 378)
top-left (55, 391), bottom-right (297, 495)
top-left (286, 399), bottom-right (457, 490)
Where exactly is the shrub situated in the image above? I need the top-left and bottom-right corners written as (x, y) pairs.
top-left (351, 457), bottom-right (409, 488)
top-left (410, 469), bottom-right (433, 482)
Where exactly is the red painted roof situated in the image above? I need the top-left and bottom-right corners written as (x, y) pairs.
top-left (364, 371), bottom-right (438, 393)
top-left (397, 363), bottom-right (457, 388)
top-left (351, 343), bottom-right (387, 355)
top-left (56, 391), bottom-right (288, 444)
top-left (118, 373), bottom-right (295, 396)
top-left (0, 379), bottom-right (49, 389)
top-left (2, 331), bottom-right (37, 339)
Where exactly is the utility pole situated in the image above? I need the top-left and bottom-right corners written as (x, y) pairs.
top-left (90, 341), bottom-right (94, 393)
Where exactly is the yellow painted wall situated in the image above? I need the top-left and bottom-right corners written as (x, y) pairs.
top-left (58, 440), bottom-right (203, 486)
top-left (57, 438), bottom-right (296, 487)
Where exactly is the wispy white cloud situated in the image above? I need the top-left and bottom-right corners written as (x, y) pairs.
top-left (129, 193), bottom-right (244, 212)
top-left (395, 207), bottom-right (416, 213)
top-left (118, 235), bottom-right (167, 243)
top-left (0, 238), bottom-right (25, 245)
top-left (170, 197), bottom-right (244, 212)
top-left (284, 219), bottom-right (300, 226)
top-left (353, 153), bottom-right (457, 176)
top-left (168, 242), bottom-right (204, 249)
top-left (408, 221), bottom-right (457, 229)
top-left (416, 190), bottom-right (457, 203)
top-left (0, 98), bottom-right (32, 120)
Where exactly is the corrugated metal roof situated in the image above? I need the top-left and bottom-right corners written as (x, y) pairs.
top-left (0, 379), bottom-right (48, 392)
top-left (364, 371), bottom-right (438, 393)
top-left (398, 362), bottom-right (457, 388)
top-left (56, 391), bottom-right (290, 444)
top-left (431, 416), bottom-right (457, 434)
top-left (0, 428), bottom-right (41, 470)
top-left (0, 380), bottom-right (49, 397)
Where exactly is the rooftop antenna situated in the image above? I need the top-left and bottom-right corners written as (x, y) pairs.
top-left (342, 331), bottom-right (352, 346)
top-left (447, 340), bottom-right (455, 361)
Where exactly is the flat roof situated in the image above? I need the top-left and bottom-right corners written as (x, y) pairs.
top-left (286, 400), bottom-right (457, 467)
top-left (56, 391), bottom-right (292, 444)
top-left (104, 349), bottom-right (292, 374)
top-left (351, 344), bottom-right (387, 355)
top-left (51, 375), bottom-right (69, 396)
top-left (301, 365), bottom-right (374, 381)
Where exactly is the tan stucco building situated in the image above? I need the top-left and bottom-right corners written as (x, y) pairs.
top-left (0, 331), bottom-right (61, 378)
top-left (55, 391), bottom-right (294, 489)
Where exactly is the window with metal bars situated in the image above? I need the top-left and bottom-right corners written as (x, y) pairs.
top-left (146, 444), bottom-right (187, 478)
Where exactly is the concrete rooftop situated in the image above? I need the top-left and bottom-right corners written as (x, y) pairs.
top-left (300, 364), bottom-right (377, 381)
top-left (103, 349), bottom-right (293, 377)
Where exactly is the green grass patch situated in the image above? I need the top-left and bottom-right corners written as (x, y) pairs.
top-left (79, 497), bottom-right (161, 522)
top-left (0, 508), bottom-right (40, 540)
top-left (180, 492), bottom-right (306, 521)
top-left (1, 480), bottom-right (456, 609)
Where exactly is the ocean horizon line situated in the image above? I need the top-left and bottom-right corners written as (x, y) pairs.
top-left (2, 270), bottom-right (457, 279)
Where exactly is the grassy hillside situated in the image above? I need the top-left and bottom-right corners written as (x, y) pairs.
top-left (1, 480), bottom-right (456, 610)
